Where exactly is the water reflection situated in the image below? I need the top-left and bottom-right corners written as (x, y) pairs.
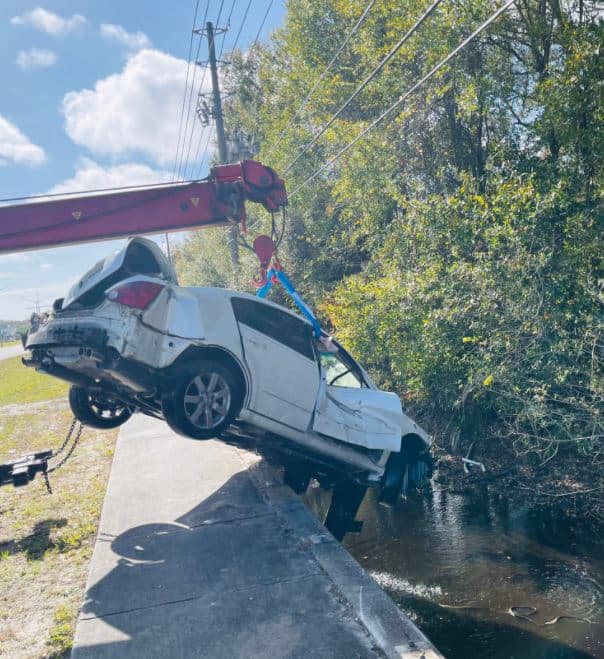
top-left (303, 484), bottom-right (604, 659)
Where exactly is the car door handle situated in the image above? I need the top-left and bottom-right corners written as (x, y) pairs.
top-left (247, 337), bottom-right (265, 348)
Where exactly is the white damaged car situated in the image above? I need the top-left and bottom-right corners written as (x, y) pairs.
top-left (24, 237), bottom-right (432, 502)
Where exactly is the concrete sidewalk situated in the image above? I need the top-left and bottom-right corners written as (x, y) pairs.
top-left (72, 415), bottom-right (442, 658)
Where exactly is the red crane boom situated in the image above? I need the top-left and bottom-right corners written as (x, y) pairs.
top-left (0, 161), bottom-right (287, 254)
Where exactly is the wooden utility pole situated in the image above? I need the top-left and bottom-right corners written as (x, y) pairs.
top-left (206, 21), bottom-right (239, 270)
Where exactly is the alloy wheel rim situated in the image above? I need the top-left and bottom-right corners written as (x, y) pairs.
top-left (183, 372), bottom-right (231, 430)
top-left (89, 395), bottom-right (128, 420)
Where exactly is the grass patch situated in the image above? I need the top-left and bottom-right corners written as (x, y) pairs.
top-left (0, 365), bottom-right (118, 658)
top-left (0, 356), bottom-right (67, 406)
top-left (47, 604), bottom-right (75, 656)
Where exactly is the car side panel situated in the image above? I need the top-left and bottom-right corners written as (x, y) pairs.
top-left (137, 287), bottom-right (247, 369)
top-left (237, 324), bottom-right (319, 432)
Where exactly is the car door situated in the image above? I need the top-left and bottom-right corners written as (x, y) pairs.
top-left (313, 348), bottom-right (403, 451)
top-left (231, 297), bottom-right (320, 432)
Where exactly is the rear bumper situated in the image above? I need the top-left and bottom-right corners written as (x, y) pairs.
top-left (24, 321), bottom-right (161, 394)
top-left (26, 323), bottom-right (107, 351)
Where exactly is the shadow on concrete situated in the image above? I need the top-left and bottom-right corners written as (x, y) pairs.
top-left (74, 469), bottom-right (375, 659)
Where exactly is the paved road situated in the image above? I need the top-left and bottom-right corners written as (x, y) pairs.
top-left (0, 344), bottom-right (23, 362)
top-left (72, 415), bottom-right (442, 658)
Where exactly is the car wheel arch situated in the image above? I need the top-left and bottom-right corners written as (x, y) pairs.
top-left (167, 345), bottom-right (248, 400)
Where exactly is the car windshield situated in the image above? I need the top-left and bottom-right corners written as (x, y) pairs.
top-left (319, 352), bottom-right (365, 388)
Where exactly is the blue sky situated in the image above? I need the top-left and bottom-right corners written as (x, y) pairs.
top-left (0, 1), bottom-right (285, 319)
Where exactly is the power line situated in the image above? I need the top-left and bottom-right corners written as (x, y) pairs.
top-left (181, 0), bottom-right (226, 180)
top-left (179, 0), bottom-right (219, 180)
top-left (290, 0), bottom-right (518, 198)
top-left (282, 0), bottom-right (445, 174)
top-left (194, 127), bottom-right (215, 180)
top-left (172, 0), bottom-right (201, 182)
top-left (191, 0), bottom-right (254, 179)
top-left (184, 0), bottom-right (235, 180)
top-left (189, 0), bottom-right (272, 181)
top-left (176, 1), bottom-right (211, 181)
top-left (267, 0), bottom-right (377, 160)
top-left (218, 0), bottom-right (237, 60)
top-left (251, 0), bottom-right (274, 51)
top-left (228, 0), bottom-right (252, 55)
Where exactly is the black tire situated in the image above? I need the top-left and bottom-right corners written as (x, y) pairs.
top-left (379, 435), bottom-right (433, 505)
top-left (162, 359), bottom-right (243, 440)
top-left (283, 466), bottom-right (312, 495)
top-left (69, 386), bottom-right (133, 429)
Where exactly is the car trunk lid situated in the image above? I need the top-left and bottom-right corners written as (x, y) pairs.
top-left (63, 237), bottom-right (176, 310)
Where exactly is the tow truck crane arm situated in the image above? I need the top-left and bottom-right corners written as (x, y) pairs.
top-left (0, 160), bottom-right (287, 254)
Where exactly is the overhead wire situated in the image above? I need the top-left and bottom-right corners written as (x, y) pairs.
top-left (195, 128), bottom-right (215, 178)
top-left (171, 0), bottom-right (201, 182)
top-left (266, 0), bottom-right (377, 160)
top-left (181, 0), bottom-right (226, 180)
top-left (228, 0), bottom-right (252, 55)
top-left (289, 0), bottom-right (518, 198)
top-left (192, 0), bottom-right (236, 177)
top-left (282, 0), bottom-right (445, 174)
top-left (192, 0), bottom-right (253, 179)
top-left (175, 1), bottom-right (211, 181)
top-left (218, 0), bottom-right (237, 60)
top-left (250, 0), bottom-right (275, 52)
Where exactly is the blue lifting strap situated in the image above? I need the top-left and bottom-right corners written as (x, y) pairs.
top-left (257, 267), bottom-right (323, 338)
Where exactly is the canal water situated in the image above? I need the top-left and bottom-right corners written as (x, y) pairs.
top-left (303, 484), bottom-right (604, 658)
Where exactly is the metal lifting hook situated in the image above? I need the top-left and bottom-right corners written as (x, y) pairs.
top-left (251, 234), bottom-right (279, 287)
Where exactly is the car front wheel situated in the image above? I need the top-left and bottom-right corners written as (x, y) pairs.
top-left (162, 360), bottom-right (243, 440)
top-left (69, 386), bottom-right (133, 429)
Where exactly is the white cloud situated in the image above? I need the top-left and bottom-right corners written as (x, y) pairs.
top-left (0, 280), bottom-right (74, 318)
top-left (0, 253), bottom-right (34, 264)
top-left (48, 158), bottom-right (171, 196)
top-left (62, 49), bottom-right (211, 166)
top-left (40, 263), bottom-right (54, 270)
top-left (100, 23), bottom-right (151, 51)
top-left (0, 115), bottom-right (46, 167)
top-left (10, 7), bottom-right (86, 36)
top-left (16, 48), bottom-right (57, 71)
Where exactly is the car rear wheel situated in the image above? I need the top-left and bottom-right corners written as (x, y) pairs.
top-left (162, 360), bottom-right (243, 440)
top-left (69, 386), bottom-right (133, 429)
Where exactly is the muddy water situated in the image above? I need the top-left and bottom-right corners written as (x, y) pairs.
top-left (303, 485), bottom-right (604, 658)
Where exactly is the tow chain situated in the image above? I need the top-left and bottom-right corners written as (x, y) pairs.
top-left (42, 420), bottom-right (84, 494)
top-left (0, 417), bottom-right (84, 493)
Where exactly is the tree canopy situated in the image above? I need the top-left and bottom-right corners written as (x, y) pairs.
top-left (175, 0), bottom-right (602, 499)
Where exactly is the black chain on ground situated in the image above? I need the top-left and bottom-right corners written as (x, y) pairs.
top-left (42, 419), bottom-right (84, 494)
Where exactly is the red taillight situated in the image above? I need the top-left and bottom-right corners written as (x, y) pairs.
top-left (107, 281), bottom-right (164, 309)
